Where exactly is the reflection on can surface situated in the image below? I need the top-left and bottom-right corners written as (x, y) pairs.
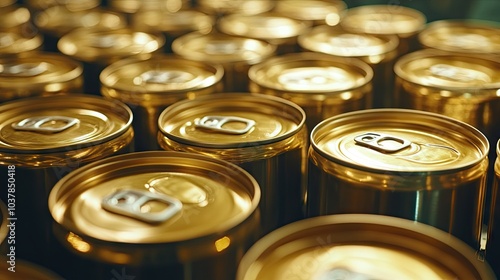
top-left (487, 139), bottom-right (500, 276)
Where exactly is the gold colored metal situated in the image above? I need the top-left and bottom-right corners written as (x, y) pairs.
top-left (0, 258), bottom-right (64, 279)
top-left (0, 30), bottom-right (43, 57)
top-left (132, 9), bottom-right (213, 36)
top-left (237, 214), bottom-right (496, 280)
top-left (108, 0), bottom-right (191, 14)
top-left (24, 0), bottom-right (100, 12)
top-left (274, 0), bottom-right (347, 26)
top-left (487, 139), bottom-right (500, 276)
top-left (198, 0), bottom-right (274, 16)
top-left (249, 52), bottom-right (373, 131)
top-left (0, 4), bottom-right (31, 31)
top-left (308, 108), bottom-right (489, 250)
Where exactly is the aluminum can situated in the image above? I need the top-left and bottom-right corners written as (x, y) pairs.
top-left (0, 29), bottom-right (43, 58)
top-left (237, 214), bottom-right (496, 280)
top-left (172, 31), bottom-right (277, 92)
top-left (58, 27), bottom-right (165, 95)
top-left (340, 4), bottom-right (426, 57)
top-left (299, 25), bottom-right (399, 108)
top-left (48, 151), bottom-right (261, 280)
top-left (308, 108), bottom-right (489, 250)
top-left (100, 54), bottom-right (224, 151)
top-left (248, 52), bottom-right (373, 131)
top-left (157, 93), bottom-right (308, 235)
top-left (197, 0), bottom-right (274, 16)
top-left (217, 12), bottom-right (312, 55)
top-left (0, 258), bottom-right (63, 279)
top-left (487, 139), bottom-right (500, 277)
top-left (0, 51), bottom-right (83, 103)
top-left (0, 94), bottom-right (134, 273)
top-left (418, 19), bottom-right (500, 55)
top-left (273, 0), bottom-right (347, 27)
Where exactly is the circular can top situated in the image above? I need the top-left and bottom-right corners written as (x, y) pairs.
top-left (249, 52), bottom-right (373, 93)
top-left (419, 20), bottom-right (500, 54)
top-left (100, 55), bottom-right (223, 105)
top-left (274, 0), bottom-right (347, 25)
top-left (0, 258), bottom-right (63, 279)
top-left (131, 9), bottom-right (214, 34)
top-left (218, 12), bottom-right (312, 42)
top-left (394, 49), bottom-right (500, 90)
top-left (0, 5), bottom-right (31, 30)
top-left (236, 214), bottom-right (496, 280)
top-left (198, 0), bottom-right (274, 16)
top-left (58, 27), bottom-right (165, 64)
top-left (340, 5), bottom-right (426, 38)
top-left (0, 30), bottom-right (43, 56)
top-left (0, 94), bottom-right (132, 154)
top-left (172, 32), bottom-right (277, 65)
top-left (311, 108), bottom-right (489, 173)
top-left (158, 93), bottom-right (305, 149)
top-left (298, 25), bottom-right (399, 63)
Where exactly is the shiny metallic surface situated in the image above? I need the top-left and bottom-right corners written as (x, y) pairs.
top-left (487, 139), bottom-right (500, 277)
top-left (308, 109), bottom-right (489, 250)
top-left (237, 214), bottom-right (496, 280)
top-left (0, 29), bottom-right (43, 57)
top-left (108, 0), bottom-right (191, 14)
top-left (198, 0), bottom-right (274, 16)
top-left (273, 0), bottom-right (347, 26)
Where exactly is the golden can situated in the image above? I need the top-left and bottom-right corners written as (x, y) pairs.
top-left (0, 52), bottom-right (83, 103)
top-left (107, 0), bottom-right (191, 14)
top-left (0, 4), bottom-right (31, 33)
top-left (100, 54), bottom-right (224, 151)
top-left (273, 0), bottom-right (347, 26)
top-left (237, 214), bottom-right (496, 280)
top-left (0, 29), bottom-right (43, 58)
top-left (0, 258), bottom-right (63, 279)
top-left (0, 94), bottom-right (134, 273)
top-left (157, 93), bottom-right (308, 235)
top-left (248, 52), bottom-right (373, 131)
top-left (298, 25), bottom-right (399, 108)
top-left (217, 12), bottom-right (312, 54)
top-left (419, 19), bottom-right (500, 55)
top-left (198, 0), bottom-right (274, 16)
top-left (308, 108), bottom-right (489, 250)
top-left (487, 139), bottom-right (500, 277)
top-left (172, 31), bottom-right (277, 92)
top-left (340, 4), bottom-right (426, 56)
top-left (24, 0), bottom-right (100, 12)
top-left (58, 27), bottom-right (166, 95)
top-left (48, 151), bottom-right (261, 280)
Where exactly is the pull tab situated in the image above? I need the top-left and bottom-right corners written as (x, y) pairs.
top-left (0, 62), bottom-right (48, 77)
top-left (11, 116), bottom-right (79, 133)
top-left (101, 189), bottom-right (182, 224)
top-left (354, 132), bottom-right (411, 153)
top-left (195, 115), bottom-right (256, 135)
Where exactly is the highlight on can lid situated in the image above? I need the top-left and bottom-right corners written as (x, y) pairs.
top-left (131, 9), bottom-right (214, 35)
top-left (273, 0), bottom-right (347, 26)
top-left (0, 29), bottom-right (43, 56)
top-left (236, 214), bottom-right (496, 280)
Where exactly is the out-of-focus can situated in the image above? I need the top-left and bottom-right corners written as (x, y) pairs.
top-left (298, 25), bottom-right (399, 108)
top-left (217, 12), bottom-right (312, 54)
top-left (237, 214), bottom-right (496, 280)
top-left (0, 258), bottom-right (64, 279)
top-left (0, 4), bottom-right (31, 33)
top-left (0, 52), bottom-right (83, 103)
top-left (487, 139), bottom-right (500, 276)
top-left (273, 0), bottom-right (347, 26)
top-left (58, 27), bottom-right (165, 95)
top-left (308, 108), bottom-right (489, 250)
top-left (172, 31), bottom-right (277, 92)
top-left (340, 5), bottom-right (426, 56)
top-left (419, 20), bottom-right (500, 55)
top-left (157, 93), bottom-right (308, 235)
top-left (0, 94), bottom-right (134, 273)
top-left (198, 0), bottom-right (274, 16)
top-left (48, 151), bottom-right (261, 280)
top-left (0, 28), bottom-right (43, 58)
top-left (100, 54), bottom-right (224, 151)
top-left (248, 52), bottom-right (373, 131)
top-left (24, 0), bottom-right (100, 12)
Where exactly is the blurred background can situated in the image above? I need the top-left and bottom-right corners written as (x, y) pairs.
top-left (308, 108), bottom-right (489, 250)
top-left (197, 0), bottom-right (274, 17)
top-left (487, 139), bottom-right (500, 277)
top-left (49, 151), bottom-right (261, 280)
top-left (172, 31), bottom-right (276, 92)
top-left (237, 214), bottom-right (496, 280)
top-left (248, 52), bottom-right (373, 131)
top-left (273, 0), bottom-right (347, 27)
top-left (157, 93), bottom-right (308, 235)
top-left (0, 28), bottom-right (43, 58)
top-left (100, 54), bottom-right (224, 151)
top-left (0, 94), bottom-right (134, 273)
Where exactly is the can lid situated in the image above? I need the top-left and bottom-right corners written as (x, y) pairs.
top-left (248, 52), bottom-right (373, 93)
top-left (0, 31), bottom-right (43, 55)
top-left (340, 5), bottom-right (426, 38)
top-left (158, 93), bottom-right (306, 148)
top-left (198, 0), bottom-right (274, 15)
top-left (132, 9), bottom-right (214, 34)
top-left (419, 20), bottom-right (500, 54)
top-left (0, 94), bottom-right (132, 153)
top-left (298, 25), bottom-right (399, 61)
top-left (237, 214), bottom-right (495, 280)
top-left (311, 108), bottom-right (489, 173)
top-left (0, 5), bottom-right (31, 30)
top-left (49, 151), bottom-right (260, 244)
top-left (274, 0), bottom-right (347, 25)
top-left (58, 27), bottom-right (165, 63)
top-left (394, 49), bottom-right (500, 90)
top-left (172, 32), bottom-right (277, 65)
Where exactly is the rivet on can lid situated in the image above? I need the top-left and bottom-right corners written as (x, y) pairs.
top-left (195, 115), bottom-right (256, 135)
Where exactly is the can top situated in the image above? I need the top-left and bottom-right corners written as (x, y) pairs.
top-left (198, 0), bottom-right (274, 16)
top-left (0, 30), bottom-right (43, 55)
top-left (340, 5), bottom-right (426, 38)
top-left (58, 27), bottom-right (165, 63)
top-left (158, 93), bottom-right (306, 148)
top-left (311, 109), bottom-right (489, 173)
top-left (0, 94), bottom-right (132, 153)
top-left (274, 0), bottom-right (347, 25)
top-left (248, 52), bottom-right (373, 93)
top-left (394, 49), bottom-right (500, 90)
top-left (298, 25), bottom-right (399, 62)
top-left (172, 32), bottom-right (277, 65)
top-left (419, 19), bottom-right (500, 54)
top-left (49, 151), bottom-right (260, 244)
top-left (131, 9), bottom-right (214, 34)
top-left (218, 12), bottom-right (312, 41)
top-left (236, 214), bottom-right (495, 280)
top-left (0, 5), bottom-right (31, 30)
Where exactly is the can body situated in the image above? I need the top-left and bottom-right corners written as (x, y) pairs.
top-left (307, 109), bottom-right (489, 250)
top-left (487, 139), bottom-right (500, 276)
